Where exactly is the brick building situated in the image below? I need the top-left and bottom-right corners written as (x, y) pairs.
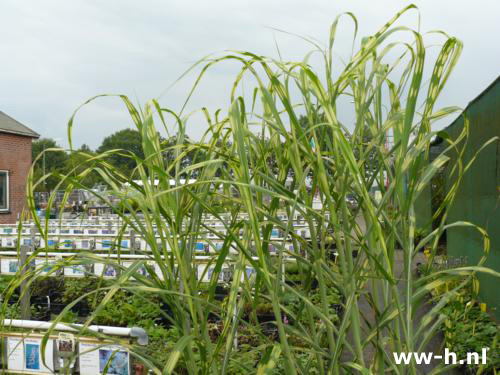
top-left (0, 111), bottom-right (39, 224)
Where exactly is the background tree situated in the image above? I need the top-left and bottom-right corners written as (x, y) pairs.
top-left (66, 145), bottom-right (101, 189)
top-left (162, 134), bottom-right (207, 177)
top-left (31, 138), bottom-right (68, 192)
top-left (79, 144), bottom-right (92, 152)
top-left (96, 128), bottom-right (144, 174)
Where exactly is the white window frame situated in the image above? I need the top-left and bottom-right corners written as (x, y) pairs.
top-left (0, 170), bottom-right (9, 212)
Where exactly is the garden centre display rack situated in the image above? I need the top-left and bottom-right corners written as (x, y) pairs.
top-left (0, 212), bottom-right (325, 252)
top-left (0, 251), bottom-right (295, 283)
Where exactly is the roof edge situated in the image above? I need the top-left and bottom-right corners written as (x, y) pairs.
top-left (467, 75), bottom-right (500, 108)
top-left (439, 75), bottom-right (500, 135)
top-left (0, 110), bottom-right (40, 138)
top-left (0, 129), bottom-right (40, 139)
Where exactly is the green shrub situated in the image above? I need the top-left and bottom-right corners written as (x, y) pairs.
top-left (442, 296), bottom-right (500, 374)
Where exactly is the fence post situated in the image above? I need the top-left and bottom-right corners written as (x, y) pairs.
top-left (130, 230), bottom-right (136, 255)
top-left (20, 244), bottom-right (31, 320)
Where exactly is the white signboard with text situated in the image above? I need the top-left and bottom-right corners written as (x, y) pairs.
top-left (7, 337), bottom-right (54, 374)
top-left (79, 342), bottom-right (130, 375)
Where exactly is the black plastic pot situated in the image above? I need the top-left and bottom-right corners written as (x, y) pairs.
top-left (72, 301), bottom-right (91, 316)
top-left (256, 313), bottom-right (275, 323)
top-left (50, 303), bottom-right (66, 314)
top-left (30, 296), bottom-right (48, 305)
top-left (260, 322), bottom-right (279, 340)
top-left (332, 303), bottom-right (344, 318)
top-left (156, 302), bottom-right (174, 327)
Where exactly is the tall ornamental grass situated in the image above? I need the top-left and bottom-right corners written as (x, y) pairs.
top-left (3, 4), bottom-right (499, 374)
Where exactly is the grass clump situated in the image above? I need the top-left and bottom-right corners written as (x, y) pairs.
top-left (1, 4), bottom-right (498, 375)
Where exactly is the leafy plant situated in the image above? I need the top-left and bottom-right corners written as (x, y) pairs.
top-left (441, 293), bottom-right (499, 374)
top-left (92, 290), bottom-right (162, 328)
top-left (3, 4), bottom-right (499, 375)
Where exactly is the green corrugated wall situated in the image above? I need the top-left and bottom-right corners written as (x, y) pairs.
top-left (415, 184), bottom-right (432, 232)
top-left (442, 77), bottom-right (500, 319)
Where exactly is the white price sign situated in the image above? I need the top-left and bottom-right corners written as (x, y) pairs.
top-left (79, 342), bottom-right (129, 375)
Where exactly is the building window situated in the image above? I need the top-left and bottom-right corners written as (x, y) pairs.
top-left (0, 171), bottom-right (8, 211)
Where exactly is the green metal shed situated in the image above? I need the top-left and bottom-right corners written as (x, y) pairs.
top-left (431, 76), bottom-right (500, 319)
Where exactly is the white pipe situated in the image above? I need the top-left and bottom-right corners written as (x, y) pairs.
top-left (2, 319), bottom-right (148, 345)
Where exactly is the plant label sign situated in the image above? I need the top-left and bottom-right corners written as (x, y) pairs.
top-left (57, 332), bottom-right (75, 358)
top-left (1, 258), bottom-right (19, 274)
top-left (7, 337), bottom-right (54, 374)
top-left (79, 342), bottom-right (130, 375)
top-left (7, 338), bottom-right (23, 372)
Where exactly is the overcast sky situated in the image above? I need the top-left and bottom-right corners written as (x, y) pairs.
top-left (0, 0), bottom-right (498, 149)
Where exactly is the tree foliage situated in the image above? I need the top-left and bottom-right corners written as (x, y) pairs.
top-left (96, 128), bottom-right (145, 173)
top-left (31, 138), bottom-right (68, 192)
